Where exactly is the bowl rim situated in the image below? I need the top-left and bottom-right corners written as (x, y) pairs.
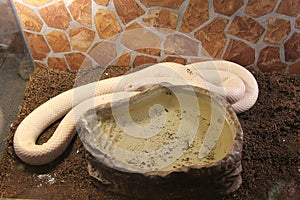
top-left (78, 84), bottom-right (243, 177)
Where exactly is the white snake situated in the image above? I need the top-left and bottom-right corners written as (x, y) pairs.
top-left (13, 61), bottom-right (259, 165)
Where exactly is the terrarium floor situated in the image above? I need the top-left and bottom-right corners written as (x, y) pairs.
top-left (0, 66), bottom-right (299, 200)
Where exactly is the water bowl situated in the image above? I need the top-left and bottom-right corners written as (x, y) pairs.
top-left (77, 85), bottom-right (243, 199)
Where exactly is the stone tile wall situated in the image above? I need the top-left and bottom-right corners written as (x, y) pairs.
top-left (11, 0), bottom-right (300, 73)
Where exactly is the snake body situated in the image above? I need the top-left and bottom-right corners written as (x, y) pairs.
top-left (13, 61), bottom-right (259, 165)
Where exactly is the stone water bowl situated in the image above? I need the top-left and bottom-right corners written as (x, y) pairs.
top-left (77, 85), bottom-right (243, 199)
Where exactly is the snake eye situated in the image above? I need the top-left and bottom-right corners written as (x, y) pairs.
top-left (125, 84), bottom-right (134, 91)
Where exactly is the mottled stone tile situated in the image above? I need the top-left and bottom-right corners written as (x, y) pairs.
top-left (284, 32), bottom-right (300, 62)
top-left (296, 16), bottom-right (300, 29)
top-left (258, 46), bottom-right (287, 72)
top-left (46, 30), bottom-right (71, 53)
top-left (14, 2), bottom-right (43, 32)
top-left (195, 18), bottom-right (229, 58)
top-left (34, 61), bottom-right (47, 68)
top-left (69, 27), bottom-right (95, 51)
top-left (289, 61), bottom-right (300, 74)
top-left (94, 9), bottom-right (122, 39)
top-left (223, 39), bottom-right (255, 66)
top-left (68, 0), bottom-right (92, 27)
top-left (213, 0), bottom-right (244, 16)
top-left (140, 0), bottom-right (185, 9)
top-left (94, 0), bottom-right (110, 6)
top-left (264, 18), bottom-right (291, 44)
top-left (245, 0), bottom-right (277, 18)
top-left (89, 41), bottom-right (117, 67)
top-left (23, 0), bottom-right (52, 6)
top-left (39, 1), bottom-right (72, 30)
top-left (143, 9), bottom-right (178, 30)
top-left (114, 52), bottom-right (131, 66)
top-left (164, 34), bottom-right (199, 56)
top-left (180, 0), bottom-right (209, 33)
top-left (276, 0), bottom-right (300, 17)
top-left (24, 32), bottom-right (50, 60)
top-left (227, 16), bottom-right (264, 43)
top-left (133, 55), bottom-right (157, 67)
top-left (65, 52), bottom-right (92, 70)
top-left (48, 57), bottom-right (68, 71)
top-left (121, 27), bottom-right (162, 53)
top-left (114, 0), bottom-right (145, 24)
top-left (126, 22), bottom-right (143, 30)
top-left (138, 48), bottom-right (161, 56)
top-left (124, 24), bottom-right (162, 57)
top-left (162, 56), bottom-right (187, 65)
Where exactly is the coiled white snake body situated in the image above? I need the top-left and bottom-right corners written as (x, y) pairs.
top-left (13, 61), bottom-right (259, 165)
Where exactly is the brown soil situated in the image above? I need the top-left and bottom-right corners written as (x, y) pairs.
top-left (0, 66), bottom-right (299, 200)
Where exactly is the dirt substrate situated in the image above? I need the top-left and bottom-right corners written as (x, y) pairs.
top-left (0, 66), bottom-right (299, 200)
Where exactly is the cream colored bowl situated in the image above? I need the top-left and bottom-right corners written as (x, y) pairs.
top-left (78, 85), bottom-right (243, 198)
